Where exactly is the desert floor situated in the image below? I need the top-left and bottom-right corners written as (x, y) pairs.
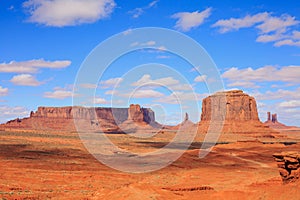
top-left (0, 129), bottom-right (300, 200)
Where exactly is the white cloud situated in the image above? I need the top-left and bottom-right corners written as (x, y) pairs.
top-left (0, 106), bottom-right (29, 123)
top-left (222, 65), bottom-right (300, 84)
top-left (0, 86), bottom-right (8, 96)
top-left (132, 74), bottom-right (179, 87)
top-left (105, 90), bottom-right (115, 95)
top-left (0, 59), bottom-right (71, 73)
top-left (122, 29), bottom-right (132, 35)
top-left (278, 100), bottom-right (300, 109)
top-left (156, 55), bottom-right (170, 59)
top-left (212, 12), bottom-right (269, 33)
top-left (169, 84), bottom-right (194, 91)
top-left (128, 89), bottom-right (164, 98)
top-left (128, 0), bottom-right (158, 18)
top-left (257, 14), bottom-right (298, 34)
top-left (44, 88), bottom-right (74, 99)
top-left (10, 74), bottom-right (42, 86)
top-left (100, 77), bottom-right (123, 88)
top-left (130, 41), bottom-right (157, 47)
top-left (256, 33), bottom-right (285, 43)
top-left (23, 0), bottom-right (115, 27)
top-left (94, 97), bottom-right (108, 104)
top-left (194, 75), bottom-right (207, 82)
top-left (143, 41), bottom-right (156, 46)
top-left (227, 81), bottom-right (259, 88)
top-left (293, 31), bottom-right (300, 39)
top-left (254, 87), bottom-right (300, 101)
top-left (79, 83), bottom-right (98, 89)
top-left (274, 39), bottom-right (300, 47)
top-left (155, 91), bottom-right (204, 104)
top-left (172, 8), bottom-right (212, 32)
top-left (213, 12), bottom-right (300, 47)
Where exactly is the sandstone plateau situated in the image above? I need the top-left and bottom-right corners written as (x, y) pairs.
top-left (0, 104), bottom-right (156, 133)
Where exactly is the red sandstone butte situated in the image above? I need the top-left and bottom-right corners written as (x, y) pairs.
top-left (198, 90), bottom-right (278, 135)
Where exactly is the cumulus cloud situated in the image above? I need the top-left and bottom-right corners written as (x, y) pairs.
top-left (44, 88), bottom-right (74, 99)
top-left (274, 39), bottom-right (300, 47)
top-left (253, 87), bottom-right (300, 101)
top-left (94, 97), bottom-right (108, 104)
top-left (23, 0), bottom-right (116, 27)
top-left (155, 91), bottom-right (204, 104)
top-left (257, 14), bottom-right (298, 34)
top-left (212, 12), bottom-right (269, 33)
top-left (10, 74), bottom-right (42, 86)
top-left (100, 77), bottom-right (123, 88)
top-left (278, 100), bottom-right (300, 109)
top-left (222, 65), bottom-right (300, 84)
top-left (79, 83), bottom-right (98, 89)
top-left (0, 86), bottom-right (8, 96)
top-left (0, 59), bottom-right (71, 73)
top-left (130, 40), bottom-right (157, 47)
top-left (123, 89), bottom-right (164, 98)
top-left (194, 75), bottom-right (207, 82)
top-left (172, 8), bottom-right (212, 32)
top-left (226, 81), bottom-right (259, 88)
top-left (132, 74), bottom-right (179, 87)
top-left (213, 12), bottom-right (300, 47)
top-left (128, 0), bottom-right (158, 18)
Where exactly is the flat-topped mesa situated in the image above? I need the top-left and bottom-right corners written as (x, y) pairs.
top-left (30, 106), bottom-right (128, 123)
top-left (201, 90), bottom-right (259, 122)
top-left (1, 104), bottom-right (156, 132)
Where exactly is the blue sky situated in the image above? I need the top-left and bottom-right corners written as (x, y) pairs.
top-left (0, 0), bottom-right (300, 126)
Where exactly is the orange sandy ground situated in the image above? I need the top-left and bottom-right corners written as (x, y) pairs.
top-left (0, 129), bottom-right (300, 200)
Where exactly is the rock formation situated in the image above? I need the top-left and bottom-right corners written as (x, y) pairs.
top-left (272, 114), bottom-right (277, 123)
top-left (201, 90), bottom-right (259, 122)
top-left (0, 104), bottom-right (156, 133)
top-left (264, 112), bottom-right (291, 130)
top-left (128, 104), bottom-right (155, 124)
top-left (170, 113), bottom-right (195, 130)
top-left (273, 152), bottom-right (300, 184)
top-left (198, 90), bottom-right (278, 135)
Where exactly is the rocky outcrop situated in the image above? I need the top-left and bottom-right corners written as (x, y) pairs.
top-left (273, 152), bottom-right (300, 184)
top-left (201, 90), bottom-right (259, 122)
top-left (0, 104), bottom-right (156, 133)
top-left (264, 112), bottom-right (291, 130)
top-left (198, 90), bottom-right (278, 135)
top-left (128, 104), bottom-right (155, 124)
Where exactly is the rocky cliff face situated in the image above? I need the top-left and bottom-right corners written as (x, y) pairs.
top-left (0, 104), bottom-right (156, 132)
top-left (198, 90), bottom-right (277, 135)
top-left (128, 104), bottom-right (155, 123)
top-left (201, 90), bottom-right (259, 122)
top-left (273, 152), bottom-right (300, 184)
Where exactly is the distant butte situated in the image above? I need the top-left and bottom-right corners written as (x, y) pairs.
top-left (198, 90), bottom-right (278, 135)
top-left (264, 112), bottom-right (293, 130)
